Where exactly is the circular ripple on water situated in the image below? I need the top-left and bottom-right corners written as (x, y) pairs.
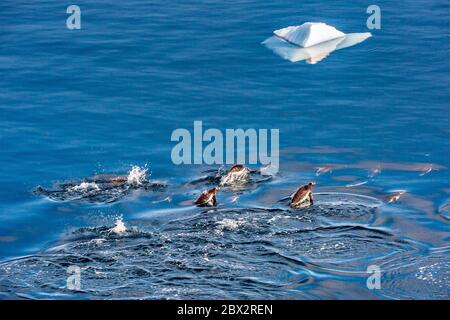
top-left (0, 194), bottom-right (418, 299)
top-left (0, 224), bottom-right (316, 299)
top-left (274, 192), bottom-right (383, 226)
top-left (377, 248), bottom-right (450, 299)
top-left (266, 224), bottom-right (421, 271)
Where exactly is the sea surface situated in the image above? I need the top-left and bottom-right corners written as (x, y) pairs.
top-left (0, 0), bottom-right (449, 299)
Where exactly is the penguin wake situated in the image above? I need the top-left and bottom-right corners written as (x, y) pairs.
top-left (33, 166), bottom-right (166, 204)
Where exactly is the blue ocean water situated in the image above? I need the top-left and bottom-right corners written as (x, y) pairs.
top-left (0, 0), bottom-right (449, 299)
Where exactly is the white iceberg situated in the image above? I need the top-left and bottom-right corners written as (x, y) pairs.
top-left (263, 22), bottom-right (371, 64)
top-left (273, 22), bottom-right (345, 48)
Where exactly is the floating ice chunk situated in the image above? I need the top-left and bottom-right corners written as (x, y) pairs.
top-left (334, 32), bottom-right (372, 50)
top-left (263, 32), bottom-right (371, 64)
top-left (273, 22), bottom-right (345, 48)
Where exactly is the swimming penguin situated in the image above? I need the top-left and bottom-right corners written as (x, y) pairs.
top-left (290, 182), bottom-right (314, 208)
top-left (195, 187), bottom-right (219, 207)
top-left (220, 164), bottom-right (251, 186)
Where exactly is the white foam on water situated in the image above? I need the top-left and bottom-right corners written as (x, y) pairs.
top-left (109, 217), bottom-right (127, 235)
top-left (216, 218), bottom-right (245, 231)
top-left (318, 241), bottom-right (346, 252)
top-left (90, 238), bottom-right (106, 245)
top-left (127, 165), bottom-right (148, 185)
top-left (415, 262), bottom-right (449, 287)
top-left (68, 182), bottom-right (100, 192)
top-left (268, 214), bottom-right (289, 223)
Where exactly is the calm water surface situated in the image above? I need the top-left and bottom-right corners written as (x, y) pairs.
top-left (0, 0), bottom-right (449, 299)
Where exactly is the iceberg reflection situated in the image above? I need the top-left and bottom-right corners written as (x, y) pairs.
top-left (262, 32), bottom-right (372, 64)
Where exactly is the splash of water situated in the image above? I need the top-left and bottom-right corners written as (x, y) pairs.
top-left (127, 165), bottom-right (148, 186)
top-left (220, 173), bottom-right (247, 186)
top-left (109, 217), bottom-right (127, 235)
